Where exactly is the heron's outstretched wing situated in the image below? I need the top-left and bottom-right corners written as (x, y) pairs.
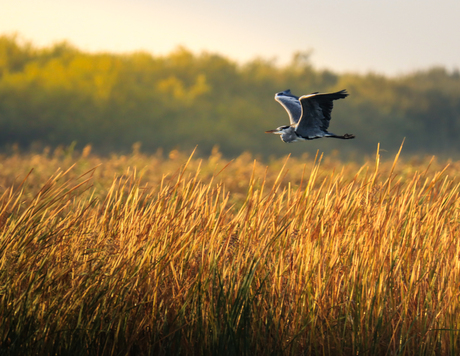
top-left (274, 89), bottom-right (301, 125)
top-left (296, 90), bottom-right (348, 138)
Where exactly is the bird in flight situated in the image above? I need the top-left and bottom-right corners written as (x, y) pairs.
top-left (265, 89), bottom-right (355, 143)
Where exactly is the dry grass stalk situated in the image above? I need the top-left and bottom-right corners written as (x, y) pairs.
top-left (1, 147), bottom-right (460, 354)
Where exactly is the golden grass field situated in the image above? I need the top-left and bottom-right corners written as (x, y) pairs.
top-left (1, 145), bottom-right (460, 355)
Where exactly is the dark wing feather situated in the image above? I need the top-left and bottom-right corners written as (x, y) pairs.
top-left (315, 89), bottom-right (348, 130)
top-left (296, 90), bottom-right (348, 137)
top-left (274, 89), bottom-right (301, 125)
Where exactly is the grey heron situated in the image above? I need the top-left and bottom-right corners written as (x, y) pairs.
top-left (265, 89), bottom-right (355, 143)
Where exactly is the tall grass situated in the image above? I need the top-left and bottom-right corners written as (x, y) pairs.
top-left (1, 147), bottom-right (460, 355)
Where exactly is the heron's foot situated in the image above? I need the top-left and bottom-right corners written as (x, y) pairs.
top-left (343, 133), bottom-right (355, 139)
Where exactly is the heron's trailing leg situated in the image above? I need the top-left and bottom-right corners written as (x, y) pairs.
top-left (326, 133), bottom-right (355, 139)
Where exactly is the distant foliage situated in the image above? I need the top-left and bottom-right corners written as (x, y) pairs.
top-left (1, 34), bottom-right (460, 157)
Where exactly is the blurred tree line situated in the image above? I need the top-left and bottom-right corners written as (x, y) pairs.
top-left (1, 34), bottom-right (460, 159)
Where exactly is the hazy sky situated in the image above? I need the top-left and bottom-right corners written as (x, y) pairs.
top-left (1, 0), bottom-right (459, 75)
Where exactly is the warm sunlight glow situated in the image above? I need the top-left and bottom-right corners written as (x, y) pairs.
top-left (1, 0), bottom-right (460, 74)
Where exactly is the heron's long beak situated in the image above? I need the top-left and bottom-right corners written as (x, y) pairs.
top-left (265, 129), bottom-right (279, 134)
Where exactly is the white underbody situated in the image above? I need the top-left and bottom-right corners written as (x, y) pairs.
top-left (270, 126), bottom-right (335, 143)
top-left (280, 132), bottom-right (332, 142)
top-left (281, 135), bottom-right (307, 142)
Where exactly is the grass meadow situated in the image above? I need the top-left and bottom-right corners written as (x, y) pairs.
top-left (1, 144), bottom-right (460, 355)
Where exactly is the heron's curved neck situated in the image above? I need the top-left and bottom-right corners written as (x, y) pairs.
top-left (281, 127), bottom-right (300, 142)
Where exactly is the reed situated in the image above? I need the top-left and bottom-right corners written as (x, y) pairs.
top-left (1, 146), bottom-right (460, 355)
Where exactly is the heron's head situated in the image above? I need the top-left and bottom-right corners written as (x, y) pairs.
top-left (265, 125), bottom-right (291, 135)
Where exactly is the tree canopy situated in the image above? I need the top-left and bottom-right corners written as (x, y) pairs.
top-left (1, 34), bottom-right (460, 158)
